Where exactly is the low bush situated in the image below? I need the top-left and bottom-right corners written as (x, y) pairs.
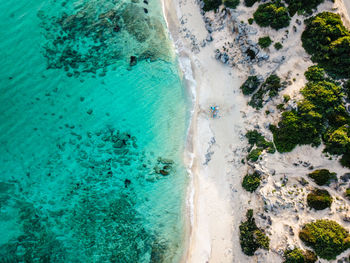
top-left (302, 12), bottom-right (350, 78)
top-left (247, 148), bottom-right (262, 162)
top-left (307, 189), bottom-right (333, 210)
top-left (304, 65), bottom-right (326, 82)
top-left (244, 0), bottom-right (258, 7)
top-left (240, 76), bottom-right (261, 95)
top-left (224, 0), bottom-right (239, 9)
top-left (242, 172), bottom-right (261, 192)
top-left (203, 0), bottom-right (222, 11)
top-left (253, 2), bottom-right (290, 30)
top-left (308, 169), bottom-right (337, 186)
top-left (274, 42), bottom-right (283, 50)
top-left (249, 74), bottom-right (283, 109)
top-left (284, 248), bottom-right (317, 263)
top-left (248, 18), bottom-right (254, 25)
top-left (246, 130), bottom-right (275, 153)
top-left (258, 36), bottom-right (272, 48)
top-left (299, 219), bottom-right (350, 260)
top-left (285, 0), bottom-right (324, 16)
top-left (271, 80), bottom-right (346, 153)
top-left (239, 209), bottom-right (270, 256)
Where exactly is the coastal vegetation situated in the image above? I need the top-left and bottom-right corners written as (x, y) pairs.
top-left (224, 0), bottom-right (240, 9)
top-left (242, 171), bottom-right (261, 192)
top-left (240, 76), bottom-right (261, 95)
top-left (253, 2), bottom-right (290, 30)
top-left (307, 189), bottom-right (333, 210)
top-left (244, 0), bottom-right (258, 7)
top-left (246, 130), bottom-right (275, 153)
top-left (299, 220), bottom-right (350, 260)
top-left (308, 169), bottom-right (337, 186)
top-left (271, 72), bottom-right (350, 167)
top-left (285, 0), bottom-right (324, 16)
top-left (249, 74), bottom-right (283, 109)
top-left (274, 42), bottom-right (283, 50)
top-left (301, 12), bottom-right (350, 78)
top-left (245, 130), bottom-right (275, 162)
top-left (203, 0), bottom-right (222, 11)
top-left (203, 0), bottom-right (239, 11)
top-left (283, 248), bottom-right (317, 263)
top-left (239, 209), bottom-right (270, 256)
top-left (258, 36), bottom-right (272, 48)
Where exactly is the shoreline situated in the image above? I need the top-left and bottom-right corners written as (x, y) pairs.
top-left (162, 0), bottom-right (247, 261)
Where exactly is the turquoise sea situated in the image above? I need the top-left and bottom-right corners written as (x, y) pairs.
top-left (0, 0), bottom-right (189, 261)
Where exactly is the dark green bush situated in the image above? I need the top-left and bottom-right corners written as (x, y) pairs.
top-left (258, 36), bottom-right (272, 48)
top-left (285, 0), bottom-right (324, 16)
top-left (307, 189), bottom-right (333, 210)
top-left (240, 76), bottom-right (261, 95)
top-left (242, 172), bottom-right (261, 192)
top-left (272, 80), bottom-right (346, 153)
top-left (324, 125), bottom-right (350, 155)
top-left (203, 0), bottom-right (222, 11)
top-left (247, 148), bottom-right (262, 162)
top-left (304, 65), bottom-right (326, 82)
top-left (343, 80), bottom-right (350, 98)
top-left (239, 209), bottom-right (270, 256)
top-left (244, 0), bottom-right (258, 7)
top-left (249, 74), bottom-right (283, 109)
top-left (274, 42), bottom-right (283, 50)
top-left (224, 0), bottom-right (239, 9)
top-left (246, 130), bottom-right (275, 152)
top-left (299, 219), bottom-right (350, 260)
top-left (284, 248), bottom-right (317, 263)
top-left (346, 188), bottom-right (350, 199)
top-left (253, 2), bottom-right (291, 30)
top-left (301, 12), bottom-right (350, 78)
top-left (308, 169), bottom-right (337, 186)
top-left (248, 18), bottom-right (254, 25)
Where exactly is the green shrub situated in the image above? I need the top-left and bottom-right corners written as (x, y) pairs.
top-left (301, 12), bottom-right (350, 78)
top-left (308, 169), bottom-right (337, 186)
top-left (242, 172), bottom-right (261, 192)
top-left (324, 125), bottom-right (350, 156)
top-left (244, 0), bottom-right (258, 7)
top-left (274, 42), bottom-right (283, 50)
top-left (304, 65), bottom-right (326, 82)
top-left (246, 130), bottom-right (275, 152)
top-left (283, 95), bottom-right (290, 103)
top-left (240, 76), bottom-right (261, 95)
top-left (272, 80), bottom-right (346, 153)
top-left (299, 219), bottom-right (350, 260)
top-left (224, 0), bottom-right (239, 9)
top-left (258, 36), bottom-right (272, 48)
top-left (239, 209), bottom-right (270, 256)
top-left (247, 148), bottom-right (262, 162)
top-left (248, 18), bottom-right (254, 25)
top-left (284, 248), bottom-right (317, 263)
top-left (285, 0), bottom-right (324, 16)
top-left (203, 0), bottom-right (222, 11)
top-left (249, 74), bottom-right (283, 109)
top-left (253, 2), bottom-right (291, 30)
top-left (307, 189), bottom-right (333, 210)
top-left (343, 80), bottom-right (350, 98)
top-left (346, 188), bottom-right (350, 199)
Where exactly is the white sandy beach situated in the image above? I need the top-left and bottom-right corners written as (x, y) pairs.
top-left (163, 0), bottom-right (350, 262)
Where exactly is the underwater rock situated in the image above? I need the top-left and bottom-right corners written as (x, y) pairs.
top-left (130, 56), bottom-right (137, 66)
top-left (124, 179), bottom-right (131, 188)
top-left (159, 170), bottom-right (169, 176)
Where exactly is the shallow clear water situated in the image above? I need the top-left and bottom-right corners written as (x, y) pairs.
top-left (0, 0), bottom-right (189, 261)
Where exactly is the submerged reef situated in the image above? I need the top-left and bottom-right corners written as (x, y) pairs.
top-left (37, 0), bottom-right (172, 77)
top-left (0, 127), bottom-right (176, 262)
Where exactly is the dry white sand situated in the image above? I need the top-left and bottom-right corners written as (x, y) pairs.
top-left (162, 0), bottom-right (350, 262)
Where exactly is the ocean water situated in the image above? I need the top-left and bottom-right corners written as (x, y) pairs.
top-left (0, 0), bottom-right (189, 261)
